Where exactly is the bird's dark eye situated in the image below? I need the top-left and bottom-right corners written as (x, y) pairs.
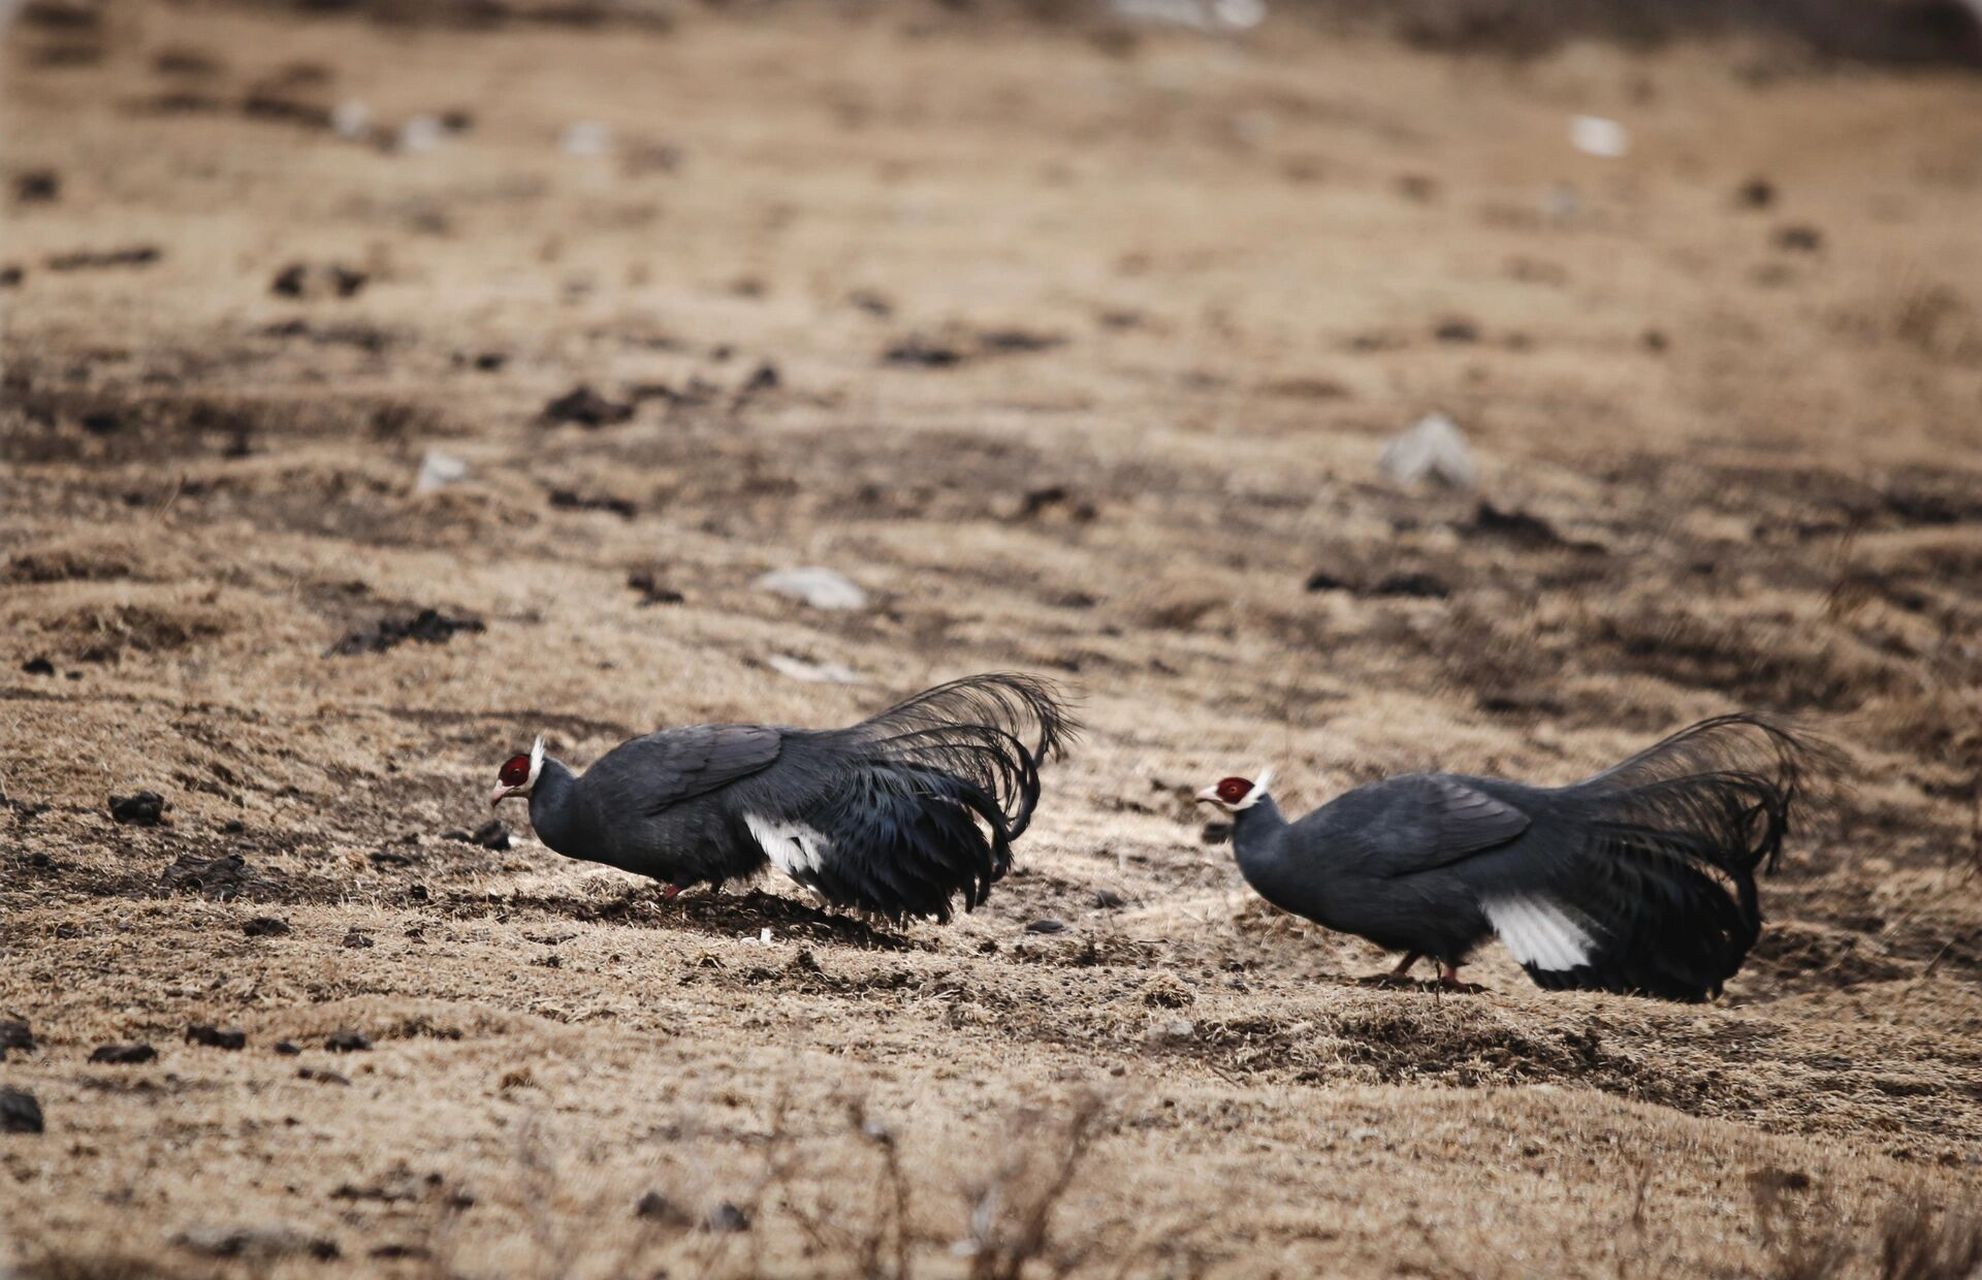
top-left (1216, 777), bottom-right (1251, 803)
top-left (498, 755), bottom-right (532, 787)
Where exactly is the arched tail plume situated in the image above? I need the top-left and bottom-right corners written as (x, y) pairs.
top-left (1529, 715), bottom-right (1836, 1000)
top-left (839, 672), bottom-right (1077, 838)
top-left (797, 674), bottom-right (1079, 921)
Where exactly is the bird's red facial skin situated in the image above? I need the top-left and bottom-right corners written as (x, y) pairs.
top-left (1215, 777), bottom-right (1253, 804)
top-left (498, 754), bottom-right (532, 787)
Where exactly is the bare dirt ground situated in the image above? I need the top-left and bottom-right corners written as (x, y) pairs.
top-left (5, 3), bottom-right (1982, 1276)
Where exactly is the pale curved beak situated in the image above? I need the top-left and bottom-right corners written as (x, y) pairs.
top-left (491, 783), bottom-right (520, 808)
top-left (1194, 786), bottom-right (1221, 806)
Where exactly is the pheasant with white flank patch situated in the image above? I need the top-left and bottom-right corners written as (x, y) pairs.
top-left (490, 674), bottom-right (1075, 921)
top-left (1197, 716), bottom-right (1826, 1002)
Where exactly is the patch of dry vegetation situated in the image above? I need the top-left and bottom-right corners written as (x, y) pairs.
top-left (5, 1), bottom-right (1982, 1275)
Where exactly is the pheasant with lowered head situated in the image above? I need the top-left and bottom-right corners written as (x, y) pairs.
top-left (1198, 715), bottom-right (1826, 1002)
top-left (491, 673), bottom-right (1075, 922)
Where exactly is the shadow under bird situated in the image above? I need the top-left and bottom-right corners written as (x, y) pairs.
top-left (1197, 715), bottom-right (1828, 1002)
top-left (490, 673), bottom-right (1075, 921)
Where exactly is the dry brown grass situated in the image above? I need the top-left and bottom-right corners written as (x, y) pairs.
top-left (1751, 1175), bottom-right (1982, 1280)
top-left (5, 2), bottom-right (1982, 1276)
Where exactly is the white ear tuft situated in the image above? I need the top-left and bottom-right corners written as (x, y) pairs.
top-left (1253, 766), bottom-right (1275, 796)
top-left (527, 735), bottom-right (546, 786)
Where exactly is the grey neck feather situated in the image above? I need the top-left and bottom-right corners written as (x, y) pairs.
top-left (1228, 795), bottom-right (1298, 907)
top-left (527, 759), bottom-right (582, 854)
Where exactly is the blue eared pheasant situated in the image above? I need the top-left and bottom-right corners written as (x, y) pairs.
top-left (1197, 715), bottom-right (1823, 1001)
top-left (491, 674), bottom-right (1074, 921)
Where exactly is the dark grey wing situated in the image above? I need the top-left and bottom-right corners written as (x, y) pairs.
top-left (1322, 774), bottom-right (1533, 878)
top-left (533, 725), bottom-right (786, 889)
top-left (584, 724), bottom-right (784, 816)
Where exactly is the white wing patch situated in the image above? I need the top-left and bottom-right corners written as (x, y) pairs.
top-left (1483, 895), bottom-right (1596, 972)
top-left (744, 813), bottom-right (831, 880)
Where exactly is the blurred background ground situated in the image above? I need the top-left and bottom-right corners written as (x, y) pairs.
top-left (3, 0), bottom-right (1982, 1275)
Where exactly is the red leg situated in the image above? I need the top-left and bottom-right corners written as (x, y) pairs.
top-left (661, 883), bottom-right (682, 901)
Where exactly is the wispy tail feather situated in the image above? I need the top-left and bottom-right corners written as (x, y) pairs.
top-left (1575, 713), bottom-right (1836, 876)
top-left (1537, 714), bottom-right (1838, 1000)
top-left (806, 765), bottom-right (1016, 922)
top-left (799, 674), bottom-right (1078, 920)
top-left (857, 672), bottom-right (1078, 764)
top-left (838, 673), bottom-right (1079, 838)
